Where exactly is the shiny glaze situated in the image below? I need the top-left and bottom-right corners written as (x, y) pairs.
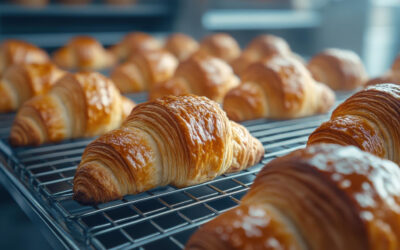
top-left (73, 95), bottom-right (264, 204)
top-left (308, 83), bottom-right (400, 164)
top-left (149, 54), bottom-right (239, 103)
top-left (197, 33), bottom-right (241, 63)
top-left (164, 33), bottom-right (199, 61)
top-left (223, 55), bottom-right (335, 121)
top-left (187, 144), bottom-right (400, 250)
top-left (308, 48), bottom-right (367, 90)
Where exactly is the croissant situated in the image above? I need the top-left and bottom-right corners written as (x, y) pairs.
top-left (52, 36), bottom-right (116, 71)
top-left (0, 63), bottom-right (65, 113)
top-left (308, 83), bottom-right (400, 165)
top-left (308, 48), bottom-right (367, 90)
top-left (186, 143), bottom-right (400, 250)
top-left (164, 33), bottom-right (199, 62)
top-left (231, 34), bottom-right (298, 75)
top-left (10, 72), bottom-right (135, 146)
top-left (110, 49), bottom-right (178, 93)
top-left (0, 39), bottom-right (49, 77)
top-left (365, 54), bottom-right (400, 86)
top-left (149, 54), bottom-right (239, 103)
top-left (73, 95), bottom-right (264, 204)
top-left (196, 33), bottom-right (241, 63)
top-left (111, 32), bottom-right (162, 61)
top-left (223, 55), bottom-right (335, 121)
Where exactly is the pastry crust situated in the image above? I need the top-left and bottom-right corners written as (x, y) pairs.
top-left (164, 33), bottom-right (199, 62)
top-left (196, 33), bottom-right (241, 63)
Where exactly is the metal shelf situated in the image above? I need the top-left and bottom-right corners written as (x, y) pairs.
top-left (0, 91), bottom-right (353, 249)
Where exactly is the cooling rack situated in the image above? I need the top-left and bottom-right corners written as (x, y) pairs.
top-left (0, 91), bottom-right (352, 249)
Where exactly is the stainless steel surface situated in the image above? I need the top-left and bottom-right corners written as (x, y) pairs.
top-left (0, 91), bottom-right (353, 249)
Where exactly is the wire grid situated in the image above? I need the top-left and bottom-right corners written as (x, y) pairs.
top-left (0, 92), bottom-right (352, 249)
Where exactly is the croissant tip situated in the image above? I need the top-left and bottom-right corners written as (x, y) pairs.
top-left (9, 119), bottom-right (41, 147)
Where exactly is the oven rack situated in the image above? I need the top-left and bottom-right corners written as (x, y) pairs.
top-left (0, 91), bottom-right (352, 249)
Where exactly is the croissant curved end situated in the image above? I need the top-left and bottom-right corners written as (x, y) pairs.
top-left (0, 82), bottom-right (13, 113)
top-left (10, 117), bottom-right (43, 146)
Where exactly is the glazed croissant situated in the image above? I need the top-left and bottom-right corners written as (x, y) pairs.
top-left (308, 48), bottom-right (367, 90)
top-left (186, 143), bottom-right (400, 250)
top-left (196, 33), bottom-right (241, 63)
top-left (308, 83), bottom-right (400, 165)
top-left (149, 54), bottom-right (239, 103)
top-left (110, 49), bottom-right (178, 93)
top-left (0, 39), bottom-right (49, 76)
top-left (231, 34), bottom-right (298, 76)
top-left (111, 32), bottom-right (162, 61)
top-left (366, 54), bottom-right (400, 86)
top-left (164, 33), bottom-right (199, 62)
top-left (52, 36), bottom-right (116, 70)
top-left (0, 62), bottom-right (65, 113)
top-left (73, 95), bottom-right (264, 204)
top-left (10, 72), bottom-right (135, 146)
top-left (223, 55), bottom-right (335, 121)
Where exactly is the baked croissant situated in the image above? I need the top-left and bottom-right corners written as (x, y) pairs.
top-left (164, 33), bottom-right (199, 62)
top-left (308, 83), bottom-right (400, 165)
top-left (149, 54), bottom-right (239, 103)
top-left (223, 55), bottom-right (335, 121)
top-left (10, 72), bottom-right (135, 146)
top-left (308, 48), bottom-right (367, 90)
top-left (53, 36), bottom-right (116, 70)
top-left (231, 34), bottom-right (298, 75)
top-left (365, 54), bottom-right (400, 86)
top-left (186, 143), bottom-right (400, 250)
top-left (196, 33), bottom-right (241, 63)
top-left (111, 32), bottom-right (162, 61)
top-left (0, 39), bottom-right (49, 77)
top-left (0, 63), bottom-right (65, 113)
top-left (110, 49), bottom-right (178, 93)
top-left (73, 95), bottom-right (264, 204)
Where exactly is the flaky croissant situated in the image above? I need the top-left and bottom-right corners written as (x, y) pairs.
top-left (0, 39), bottom-right (49, 77)
top-left (10, 72), bottom-right (135, 146)
top-left (196, 33), bottom-right (241, 63)
top-left (0, 63), bottom-right (65, 113)
top-left (365, 54), bottom-right (400, 86)
top-left (223, 55), bottom-right (335, 121)
top-left (164, 33), bottom-right (199, 62)
top-left (308, 48), bottom-right (367, 90)
top-left (110, 49), bottom-right (178, 93)
top-left (187, 143), bottom-right (400, 250)
top-left (149, 54), bottom-right (239, 103)
top-left (52, 36), bottom-right (116, 70)
top-left (111, 32), bottom-right (162, 61)
top-left (73, 95), bottom-right (264, 204)
top-left (231, 34), bottom-right (298, 76)
top-left (308, 83), bottom-right (400, 165)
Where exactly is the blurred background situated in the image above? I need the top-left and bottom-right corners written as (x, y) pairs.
top-left (0, 0), bottom-right (399, 248)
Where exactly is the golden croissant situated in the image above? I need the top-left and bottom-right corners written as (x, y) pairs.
top-left (164, 33), bottom-right (199, 62)
top-left (10, 72), bottom-right (135, 146)
top-left (0, 39), bottom-right (49, 76)
top-left (149, 54), bottom-right (239, 103)
top-left (73, 95), bottom-right (264, 204)
top-left (110, 49), bottom-right (178, 93)
top-left (187, 143), bottom-right (400, 250)
top-left (223, 55), bottom-right (335, 121)
top-left (308, 48), bottom-right (367, 90)
top-left (53, 36), bottom-right (116, 70)
top-left (196, 33), bottom-right (241, 63)
top-left (0, 63), bottom-right (65, 113)
top-left (308, 83), bottom-right (400, 165)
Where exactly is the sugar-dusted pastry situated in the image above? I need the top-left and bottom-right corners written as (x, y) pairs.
top-left (308, 83), bottom-right (400, 165)
top-left (0, 63), bottom-right (65, 113)
top-left (308, 48), bottom-right (367, 90)
top-left (223, 55), bottom-right (335, 121)
top-left (164, 33), bottom-right (199, 62)
top-left (149, 54), bottom-right (239, 103)
top-left (187, 143), bottom-right (400, 250)
top-left (0, 39), bottom-right (49, 76)
top-left (10, 72), bottom-right (135, 146)
top-left (73, 95), bottom-right (264, 204)
top-left (53, 36), bottom-right (116, 70)
top-left (110, 49), bottom-right (178, 93)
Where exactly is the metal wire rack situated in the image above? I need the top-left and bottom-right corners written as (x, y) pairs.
top-left (0, 91), bottom-right (352, 249)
